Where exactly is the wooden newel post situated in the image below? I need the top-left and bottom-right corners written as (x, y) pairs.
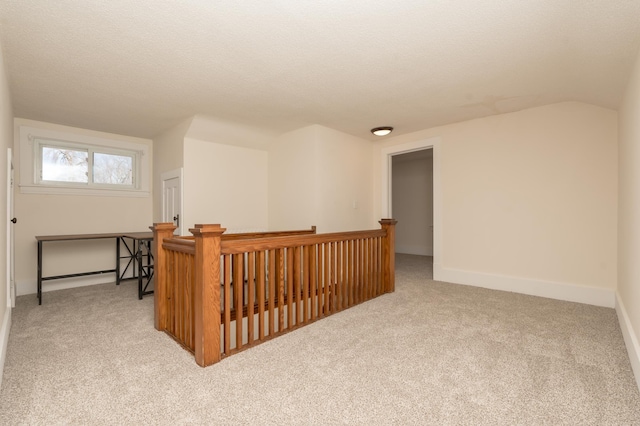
top-left (151, 223), bottom-right (177, 331)
top-left (191, 224), bottom-right (226, 367)
top-left (379, 219), bottom-right (397, 293)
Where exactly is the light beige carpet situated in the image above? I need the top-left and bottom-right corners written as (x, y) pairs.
top-left (0, 254), bottom-right (639, 425)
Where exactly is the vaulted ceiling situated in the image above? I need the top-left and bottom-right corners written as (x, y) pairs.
top-left (1, 1), bottom-right (639, 141)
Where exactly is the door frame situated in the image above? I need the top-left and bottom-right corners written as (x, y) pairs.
top-left (161, 168), bottom-right (184, 235)
top-left (380, 137), bottom-right (442, 279)
top-left (6, 148), bottom-right (14, 308)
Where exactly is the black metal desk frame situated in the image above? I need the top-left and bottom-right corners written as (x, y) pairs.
top-left (36, 232), bottom-right (154, 305)
top-left (119, 233), bottom-right (154, 300)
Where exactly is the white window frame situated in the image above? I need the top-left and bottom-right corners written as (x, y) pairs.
top-left (35, 138), bottom-right (139, 189)
top-left (19, 125), bottom-right (150, 197)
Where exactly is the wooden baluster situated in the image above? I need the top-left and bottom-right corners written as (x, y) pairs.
top-left (369, 239), bottom-right (374, 298)
top-left (344, 240), bottom-right (349, 308)
top-left (352, 239), bottom-right (356, 306)
top-left (167, 252), bottom-right (174, 335)
top-left (257, 251), bottom-right (266, 340)
top-left (190, 224), bottom-right (226, 367)
top-left (277, 248), bottom-right (285, 332)
top-left (338, 241), bottom-right (344, 311)
top-left (247, 252), bottom-right (255, 345)
top-left (224, 255), bottom-right (231, 355)
top-left (370, 238), bottom-right (375, 299)
top-left (167, 252), bottom-right (173, 335)
top-left (234, 253), bottom-right (244, 350)
top-left (324, 243), bottom-right (330, 315)
top-left (294, 247), bottom-right (302, 325)
top-left (303, 245), bottom-right (310, 322)
top-left (268, 249), bottom-right (276, 335)
top-left (171, 251), bottom-right (177, 335)
top-left (287, 248), bottom-right (294, 329)
top-left (378, 236), bottom-right (383, 295)
top-left (364, 239), bottom-right (369, 301)
top-left (189, 253), bottom-right (195, 349)
top-left (151, 223), bottom-right (177, 332)
top-left (316, 244), bottom-right (322, 318)
top-left (339, 242), bottom-right (343, 310)
top-left (375, 238), bottom-right (380, 296)
top-left (353, 240), bottom-right (357, 305)
top-left (177, 252), bottom-right (183, 342)
top-left (335, 243), bottom-right (340, 311)
top-left (364, 238), bottom-right (369, 301)
top-left (358, 239), bottom-right (366, 303)
top-left (327, 243), bottom-right (333, 313)
top-left (310, 244), bottom-right (317, 320)
top-left (352, 239), bottom-right (356, 304)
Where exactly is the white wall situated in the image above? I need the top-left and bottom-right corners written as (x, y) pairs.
top-left (268, 126), bottom-right (317, 231)
top-left (186, 115), bottom-right (277, 150)
top-left (269, 124), bottom-right (374, 233)
top-left (618, 46), bottom-right (640, 389)
top-left (152, 118), bottom-right (189, 223)
top-left (13, 119), bottom-right (153, 296)
top-left (183, 137), bottom-right (268, 233)
top-left (0, 35), bottom-right (14, 388)
top-left (374, 102), bottom-right (618, 307)
top-left (314, 125), bottom-right (374, 233)
top-left (392, 153), bottom-right (433, 255)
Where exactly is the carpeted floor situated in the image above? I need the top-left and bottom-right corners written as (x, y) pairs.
top-left (0, 254), bottom-right (639, 425)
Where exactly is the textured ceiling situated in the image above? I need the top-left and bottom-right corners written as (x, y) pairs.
top-left (1, 1), bottom-right (639, 141)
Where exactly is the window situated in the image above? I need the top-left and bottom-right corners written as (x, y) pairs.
top-left (36, 139), bottom-right (137, 188)
top-left (41, 145), bottom-right (89, 183)
top-left (20, 125), bottom-right (150, 197)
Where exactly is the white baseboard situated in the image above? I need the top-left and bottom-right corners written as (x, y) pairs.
top-left (615, 293), bottom-right (640, 392)
top-left (17, 275), bottom-right (120, 297)
top-left (0, 306), bottom-right (11, 390)
top-left (396, 245), bottom-right (433, 256)
top-left (433, 264), bottom-right (615, 308)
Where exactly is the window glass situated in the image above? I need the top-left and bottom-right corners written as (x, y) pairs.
top-left (93, 152), bottom-right (133, 185)
top-left (41, 146), bottom-right (89, 183)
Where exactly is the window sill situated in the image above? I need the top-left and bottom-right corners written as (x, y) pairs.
top-left (19, 184), bottom-right (150, 198)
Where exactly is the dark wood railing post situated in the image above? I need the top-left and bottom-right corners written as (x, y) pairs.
top-left (191, 224), bottom-right (226, 367)
top-left (379, 219), bottom-right (397, 293)
top-left (151, 223), bottom-right (177, 331)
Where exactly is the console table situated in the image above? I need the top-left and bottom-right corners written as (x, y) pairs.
top-left (36, 231), bottom-right (155, 305)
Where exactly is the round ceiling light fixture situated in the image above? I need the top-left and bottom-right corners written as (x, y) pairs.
top-left (371, 126), bottom-right (393, 136)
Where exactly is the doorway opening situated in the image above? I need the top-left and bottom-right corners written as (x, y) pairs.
top-left (391, 149), bottom-right (433, 277)
top-left (381, 137), bottom-right (441, 280)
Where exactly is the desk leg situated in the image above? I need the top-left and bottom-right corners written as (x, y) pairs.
top-left (137, 241), bottom-right (143, 300)
top-left (116, 237), bottom-right (121, 285)
top-left (37, 241), bottom-right (42, 305)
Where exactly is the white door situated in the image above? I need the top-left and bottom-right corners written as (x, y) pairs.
top-left (162, 169), bottom-right (182, 235)
top-left (6, 148), bottom-right (15, 307)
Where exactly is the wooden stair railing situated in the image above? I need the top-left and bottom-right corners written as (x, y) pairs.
top-left (151, 220), bottom-right (397, 367)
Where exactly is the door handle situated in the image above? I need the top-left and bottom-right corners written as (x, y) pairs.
top-left (10, 217), bottom-right (16, 224)
top-left (173, 214), bottom-right (179, 227)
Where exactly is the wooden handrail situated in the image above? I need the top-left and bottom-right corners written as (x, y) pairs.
top-left (162, 226), bottom-right (316, 243)
top-left (162, 238), bottom-right (195, 254)
top-left (161, 226), bottom-right (369, 254)
top-left (221, 229), bottom-right (385, 254)
top-left (222, 226), bottom-right (316, 240)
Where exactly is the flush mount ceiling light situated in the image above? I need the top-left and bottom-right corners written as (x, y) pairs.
top-left (371, 126), bottom-right (393, 136)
